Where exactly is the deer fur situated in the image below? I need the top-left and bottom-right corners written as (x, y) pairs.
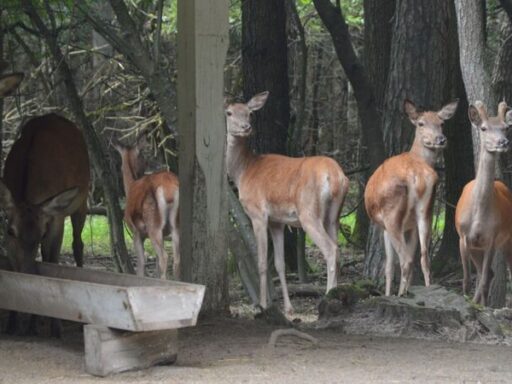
top-left (225, 91), bottom-right (349, 314)
top-left (0, 111), bottom-right (90, 272)
top-left (455, 101), bottom-right (512, 305)
top-left (113, 138), bottom-right (180, 280)
top-left (365, 99), bottom-right (459, 296)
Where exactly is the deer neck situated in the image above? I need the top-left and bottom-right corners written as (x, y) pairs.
top-left (472, 147), bottom-right (497, 215)
top-left (226, 134), bottom-right (257, 187)
top-left (408, 135), bottom-right (440, 168)
top-left (119, 154), bottom-right (137, 195)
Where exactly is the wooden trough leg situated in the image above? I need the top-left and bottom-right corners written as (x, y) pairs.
top-left (84, 325), bottom-right (178, 376)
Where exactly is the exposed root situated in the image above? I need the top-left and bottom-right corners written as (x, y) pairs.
top-left (268, 328), bottom-right (319, 348)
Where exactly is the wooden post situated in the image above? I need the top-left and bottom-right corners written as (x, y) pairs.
top-left (84, 325), bottom-right (177, 376)
top-left (177, 0), bottom-right (230, 312)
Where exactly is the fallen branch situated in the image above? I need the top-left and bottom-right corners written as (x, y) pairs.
top-left (268, 328), bottom-right (319, 348)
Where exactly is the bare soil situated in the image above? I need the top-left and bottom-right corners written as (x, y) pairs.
top-left (2, 253), bottom-right (512, 383)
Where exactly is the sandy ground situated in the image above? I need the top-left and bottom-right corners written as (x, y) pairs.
top-left (1, 316), bottom-right (512, 384)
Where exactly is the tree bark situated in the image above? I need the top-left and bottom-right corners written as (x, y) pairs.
top-left (353, 0), bottom-right (395, 250)
top-left (23, 0), bottom-right (134, 274)
top-left (367, 0), bottom-right (457, 281)
top-left (177, 0), bottom-right (229, 313)
top-left (242, 0), bottom-right (298, 271)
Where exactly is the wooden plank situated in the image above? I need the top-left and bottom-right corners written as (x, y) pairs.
top-left (84, 325), bottom-right (177, 377)
top-left (0, 262), bottom-right (205, 331)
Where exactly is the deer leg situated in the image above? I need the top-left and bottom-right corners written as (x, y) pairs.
top-left (41, 216), bottom-right (65, 264)
top-left (70, 201), bottom-right (87, 267)
top-left (401, 228), bottom-right (418, 295)
top-left (252, 218), bottom-right (269, 310)
top-left (300, 215), bottom-right (339, 293)
top-left (149, 230), bottom-right (169, 280)
top-left (476, 248), bottom-right (493, 306)
top-left (383, 230), bottom-right (396, 296)
top-left (459, 237), bottom-right (471, 295)
top-left (417, 215), bottom-right (432, 287)
top-left (470, 250), bottom-right (484, 303)
top-left (269, 222), bottom-right (293, 315)
top-left (133, 232), bottom-right (146, 277)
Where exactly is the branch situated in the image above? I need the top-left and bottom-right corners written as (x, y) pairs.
top-left (501, 0), bottom-right (512, 25)
top-left (268, 328), bottom-right (319, 348)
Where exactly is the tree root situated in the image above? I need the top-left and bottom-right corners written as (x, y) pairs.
top-left (268, 328), bottom-right (319, 348)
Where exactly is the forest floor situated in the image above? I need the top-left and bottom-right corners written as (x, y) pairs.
top-left (1, 251), bottom-right (512, 383)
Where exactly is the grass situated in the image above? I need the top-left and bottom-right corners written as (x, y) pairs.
top-left (61, 216), bottom-right (162, 256)
top-left (62, 210), bottom-right (448, 256)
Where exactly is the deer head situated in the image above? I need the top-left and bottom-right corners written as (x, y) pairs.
top-left (0, 182), bottom-right (79, 272)
top-left (112, 135), bottom-right (147, 180)
top-left (225, 91), bottom-right (269, 137)
top-left (404, 99), bottom-right (459, 150)
top-left (469, 101), bottom-right (512, 153)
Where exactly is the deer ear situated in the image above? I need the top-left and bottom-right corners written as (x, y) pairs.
top-left (506, 109), bottom-right (512, 126)
top-left (0, 179), bottom-right (15, 212)
top-left (403, 99), bottom-right (419, 122)
top-left (438, 99), bottom-right (459, 121)
top-left (111, 137), bottom-right (124, 154)
top-left (247, 91), bottom-right (269, 112)
top-left (468, 105), bottom-right (483, 127)
top-left (40, 187), bottom-right (79, 216)
top-left (0, 73), bottom-right (23, 98)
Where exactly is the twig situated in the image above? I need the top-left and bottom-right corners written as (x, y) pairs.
top-left (268, 328), bottom-right (319, 348)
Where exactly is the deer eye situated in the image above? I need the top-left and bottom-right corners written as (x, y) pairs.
top-left (226, 111), bottom-right (232, 117)
top-left (480, 126), bottom-right (487, 132)
top-left (418, 121), bottom-right (424, 127)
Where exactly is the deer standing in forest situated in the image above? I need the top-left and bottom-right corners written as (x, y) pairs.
top-left (365, 99), bottom-right (459, 296)
top-left (113, 138), bottom-right (180, 280)
top-left (0, 73), bottom-right (90, 273)
top-left (455, 101), bottom-right (512, 306)
top-left (225, 91), bottom-right (349, 315)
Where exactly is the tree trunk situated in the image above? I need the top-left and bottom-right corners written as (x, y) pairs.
top-left (177, 0), bottom-right (229, 313)
top-left (367, 0), bottom-right (455, 281)
top-left (242, 0), bottom-right (297, 272)
top-left (23, 0), bottom-right (134, 274)
top-left (354, 0), bottom-right (395, 251)
top-left (434, 1), bottom-right (475, 275)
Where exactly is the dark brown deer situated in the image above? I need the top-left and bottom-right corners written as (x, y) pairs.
top-left (113, 138), bottom-right (180, 279)
top-left (0, 75), bottom-right (90, 273)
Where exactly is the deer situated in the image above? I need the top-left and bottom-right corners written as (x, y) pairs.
top-left (0, 74), bottom-right (90, 273)
top-left (365, 99), bottom-right (459, 297)
top-left (455, 101), bottom-right (512, 306)
top-left (0, 73), bottom-right (90, 336)
top-left (113, 137), bottom-right (180, 280)
top-left (225, 91), bottom-right (349, 315)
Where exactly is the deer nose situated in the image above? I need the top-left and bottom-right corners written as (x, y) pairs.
top-left (242, 123), bottom-right (251, 131)
top-left (499, 138), bottom-right (509, 147)
top-left (436, 135), bottom-right (447, 145)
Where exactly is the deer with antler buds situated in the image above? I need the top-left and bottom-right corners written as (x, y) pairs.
top-left (455, 101), bottom-right (512, 306)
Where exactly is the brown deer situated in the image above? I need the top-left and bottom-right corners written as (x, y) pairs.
top-left (0, 74), bottom-right (90, 273)
top-left (113, 138), bottom-right (180, 279)
top-left (365, 99), bottom-right (459, 296)
top-left (455, 101), bottom-right (512, 306)
top-left (225, 91), bottom-right (349, 314)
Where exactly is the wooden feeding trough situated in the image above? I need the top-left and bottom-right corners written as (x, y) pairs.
top-left (0, 262), bottom-right (205, 376)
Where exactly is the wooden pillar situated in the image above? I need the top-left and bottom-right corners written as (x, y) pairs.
top-left (177, 0), bottom-right (230, 312)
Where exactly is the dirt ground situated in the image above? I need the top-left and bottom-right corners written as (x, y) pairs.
top-left (1, 315), bottom-right (512, 384)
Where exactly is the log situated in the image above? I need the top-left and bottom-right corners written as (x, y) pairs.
top-left (84, 325), bottom-right (177, 376)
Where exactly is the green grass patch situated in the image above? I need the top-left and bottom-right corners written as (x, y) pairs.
top-left (62, 216), bottom-right (160, 256)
